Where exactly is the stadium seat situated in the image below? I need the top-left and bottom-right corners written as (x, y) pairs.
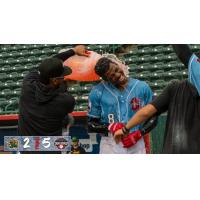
top-left (0, 59), bottom-right (5, 65)
top-left (0, 73), bottom-right (7, 81)
top-left (0, 51), bottom-right (10, 58)
top-left (137, 47), bottom-right (152, 54)
top-left (7, 72), bottom-right (20, 81)
top-left (80, 84), bottom-right (93, 92)
top-left (152, 46), bottom-right (164, 53)
top-left (151, 54), bottom-right (165, 62)
top-left (3, 80), bottom-right (15, 89)
top-left (138, 55), bottom-right (152, 63)
top-left (4, 98), bottom-right (19, 113)
top-left (1, 89), bottom-right (12, 98)
top-left (68, 84), bottom-right (81, 93)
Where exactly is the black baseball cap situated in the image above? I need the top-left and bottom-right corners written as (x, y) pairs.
top-left (38, 58), bottom-right (72, 82)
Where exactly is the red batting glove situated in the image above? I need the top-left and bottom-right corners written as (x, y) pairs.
top-left (108, 123), bottom-right (125, 135)
top-left (121, 130), bottom-right (142, 148)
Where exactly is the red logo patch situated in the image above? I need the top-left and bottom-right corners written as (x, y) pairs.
top-left (197, 58), bottom-right (200, 63)
top-left (130, 97), bottom-right (142, 111)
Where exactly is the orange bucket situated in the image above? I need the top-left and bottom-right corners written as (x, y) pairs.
top-left (64, 51), bottom-right (102, 82)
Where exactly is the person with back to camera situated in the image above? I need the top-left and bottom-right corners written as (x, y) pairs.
top-left (18, 45), bottom-right (89, 141)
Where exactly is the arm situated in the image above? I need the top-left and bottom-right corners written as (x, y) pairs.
top-left (87, 86), bottom-right (106, 135)
top-left (114, 82), bottom-right (174, 142)
top-left (125, 104), bottom-right (157, 131)
top-left (88, 117), bottom-right (109, 136)
top-left (53, 45), bottom-right (89, 62)
top-left (172, 44), bottom-right (193, 66)
top-left (140, 82), bottom-right (158, 135)
top-left (53, 49), bottom-right (75, 62)
top-left (141, 114), bottom-right (158, 136)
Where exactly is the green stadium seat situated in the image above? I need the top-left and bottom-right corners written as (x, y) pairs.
top-left (19, 49), bottom-right (29, 56)
top-left (190, 44), bottom-right (200, 51)
top-left (21, 71), bottom-right (29, 78)
top-left (1, 89), bottom-right (12, 98)
top-left (0, 73), bottom-right (7, 81)
top-left (68, 84), bottom-right (81, 93)
top-left (125, 55), bottom-right (139, 64)
top-left (0, 59), bottom-right (4, 65)
top-left (163, 69), bottom-right (180, 80)
top-left (38, 55), bottom-right (48, 61)
top-left (26, 56), bottom-right (38, 63)
top-left (136, 71), bottom-right (151, 81)
top-left (138, 55), bottom-right (151, 62)
top-left (4, 98), bottom-right (19, 113)
top-left (41, 48), bottom-right (52, 54)
top-left (5, 57), bottom-right (16, 64)
top-left (152, 46), bottom-right (164, 53)
top-left (138, 47), bottom-right (152, 54)
top-left (151, 62), bottom-right (165, 71)
top-left (151, 54), bottom-right (164, 62)
top-left (0, 51), bottom-right (10, 58)
top-left (8, 51), bottom-right (20, 57)
top-left (4, 80), bottom-right (15, 89)
top-left (153, 89), bottom-right (163, 97)
top-left (164, 53), bottom-right (177, 61)
top-left (162, 45), bottom-right (173, 53)
top-left (30, 49), bottom-right (42, 56)
top-left (80, 84), bottom-right (93, 92)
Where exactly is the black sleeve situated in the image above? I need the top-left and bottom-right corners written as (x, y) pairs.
top-left (63, 94), bottom-right (75, 113)
top-left (53, 49), bottom-right (75, 62)
top-left (87, 117), bottom-right (109, 136)
top-left (172, 44), bottom-right (193, 66)
top-left (150, 82), bottom-right (176, 114)
top-left (141, 115), bottom-right (158, 136)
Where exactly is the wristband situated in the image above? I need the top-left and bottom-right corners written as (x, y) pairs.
top-left (122, 126), bottom-right (130, 135)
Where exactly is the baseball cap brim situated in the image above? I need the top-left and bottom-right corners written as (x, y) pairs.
top-left (62, 66), bottom-right (72, 76)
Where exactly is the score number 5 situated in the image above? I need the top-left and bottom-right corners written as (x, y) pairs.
top-left (42, 137), bottom-right (51, 148)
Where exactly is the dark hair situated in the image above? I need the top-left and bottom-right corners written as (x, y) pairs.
top-left (95, 57), bottom-right (114, 80)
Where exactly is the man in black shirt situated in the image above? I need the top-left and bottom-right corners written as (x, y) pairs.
top-left (113, 44), bottom-right (200, 153)
top-left (18, 45), bottom-right (89, 137)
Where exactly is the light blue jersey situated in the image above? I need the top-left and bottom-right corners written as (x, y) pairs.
top-left (88, 78), bottom-right (153, 132)
top-left (188, 54), bottom-right (200, 95)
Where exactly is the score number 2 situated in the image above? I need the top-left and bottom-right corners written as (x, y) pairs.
top-left (23, 137), bottom-right (30, 149)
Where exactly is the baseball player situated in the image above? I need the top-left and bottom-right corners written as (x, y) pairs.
top-left (87, 54), bottom-right (157, 154)
top-left (113, 44), bottom-right (200, 153)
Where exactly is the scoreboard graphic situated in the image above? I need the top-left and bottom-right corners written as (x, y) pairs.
top-left (4, 136), bottom-right (71, 152)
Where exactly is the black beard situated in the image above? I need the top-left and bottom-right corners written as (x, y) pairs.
top-left (114, 78), bottom-right (128, 90)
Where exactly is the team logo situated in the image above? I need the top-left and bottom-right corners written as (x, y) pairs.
top-left (54, 138), bottom-right (68, 150)
top-left (6, 138), bottom-right (19, 150)
top-left (197, 58), bottom-right (200, 63)
top-left (130, 97), bottom-right (142, 111)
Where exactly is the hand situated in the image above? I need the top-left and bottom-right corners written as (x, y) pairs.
top-left (73, 45), bottom-right (90, 57)
top-left (108, 123), bottom-right (124, 143)
top-left (113, 129), bottom-right (124, 144)
top-left (121, 130), bottom-right (142, 148)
